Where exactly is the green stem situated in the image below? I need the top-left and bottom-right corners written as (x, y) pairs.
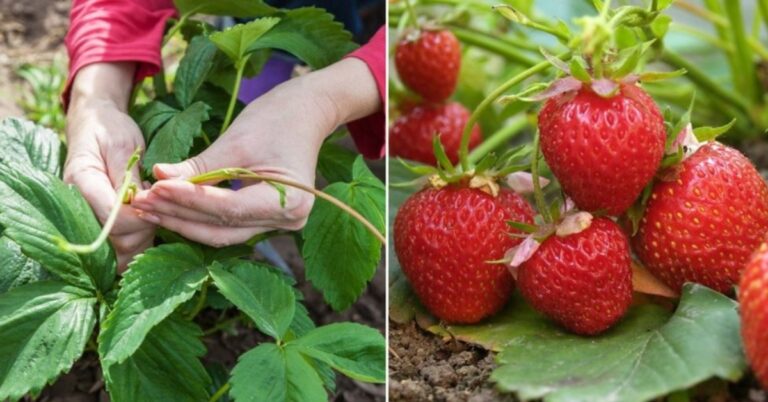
top-left (403, 0), bottom-right (419, 28)
top-left (209, 383), bottom-right (231, 402)
top-left (702, 0), bottom-right (741, 92)
top-left (57, 149), bottom-right (142, 254)
top-left (187, 279), bottom-right (210, 320)
top-left (723, 0), bottom-right (758, 104)
top-left (661, 49), bottom-right (750, 114)
top-left (221, 62), bottom-right (246, 134)
top-left (458, 52), bottom-right (570, 171)
top-left (203, 315), bottom-right (243, 336)
top-left (531, 131), bottom-right (550, 223)
top-left (388, 16), bottom-right (540, 66)
top-left (189, 169), bottom-right (386, 245)
top-left (163, 15), bottom-right (188, 47)
top-left (674, 0), bottom-right (728, 27)
top-left (450, 26), bottom-right (538, 67)
top-left (468, 114), bottom-right (529, 164)
top-left (759, 0), bottom-right (768, 34)
top-left (670, 24), bottom-right (733, 53)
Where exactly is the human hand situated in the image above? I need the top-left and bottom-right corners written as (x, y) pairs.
top-left (64, 63), bottom-right (155, 270)
top-left (131, 57), bottom-right (381, 247)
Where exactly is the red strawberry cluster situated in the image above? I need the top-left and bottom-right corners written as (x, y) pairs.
top-left (390, 29), bottom-right (481, 165)
top-left (394, 72), bottom-right (768, 339)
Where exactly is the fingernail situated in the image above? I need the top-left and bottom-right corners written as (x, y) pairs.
top-left (136, 211), bottom-right (160, 224)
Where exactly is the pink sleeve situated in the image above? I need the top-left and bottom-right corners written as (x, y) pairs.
top-left (63, 0), bottom-right (177, 106)
top-left (344, 26), bottom-right (386, 160)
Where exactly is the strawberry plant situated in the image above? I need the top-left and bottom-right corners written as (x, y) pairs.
top-left (0, 2), bottom-right (385, 401)
top-left (390, 0), bottom-right (766, 400)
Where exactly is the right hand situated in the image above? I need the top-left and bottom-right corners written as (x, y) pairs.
top-left (64, 63), bottom-right (155, 271)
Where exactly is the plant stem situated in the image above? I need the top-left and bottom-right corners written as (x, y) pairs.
top-left (57, 149), bottom-right (141, 254)
top-left (458, 52), bottom-right (570, 171)
top-left (661, 49), bottom-right (750, 114)
top-left (760, 0), bottom-right (768, 30)
top-left (450, 26), bottom-right (538, 67)
top-left (162, 15), bottom-right (188, 47)
top-left (674, 0), bottom-right (728, 27)
top-left (531, 131), bottom-right (550, 223)
top-left (189, 169), bottom-right (386, 245)
top-left (187, 279), bottom-right (210, 320)
top-left (723, 0), bottom-right (759, 104)
top-left (221, 62), bottom-right (246, 134)
top-left (203, 315), bottom-right (243, 336)
top-left (403, 0), bottom-right (419, 28)
top-left (468, 114), bottom-right (529, 164)
top-left (209, 383), bottom-right (231, 402)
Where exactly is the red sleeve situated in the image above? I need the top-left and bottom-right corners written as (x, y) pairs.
top-left (63, 0), bottom-right (177, 106)
top-left (344, 26), bottom-right (386, 160)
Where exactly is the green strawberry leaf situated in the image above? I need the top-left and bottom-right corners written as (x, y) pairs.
top-left (317, 140), bottom-right (357, 183)
top-left (104, 315), bottom-right (211, 402)
top-left (174, 0), bottom-right (276, 19)
top-left (210, 17), bottom-right (281, 68)
top-left (142, 101), bottom-right (210, 174)
top-left (98, 244), bottom-right (208, 367)
top-left (0, 162), bottom-right (115, 292)
top-left (132, 100), bottom-right (178, 143)
top-left (230, 343), bottom-right (328, 402)
top-left (208, 260), bottom-right (295, 340)
top-left (488, 285), bottom-right (745, 402)
top-left (174, 35), bottom-right (218, 108)
top-left (569, 57), bottom-right (591, 82)
top-left (302, 157), bottom-right (384, 311)
top-left (248, 7), bottom-right (358, 69)
top-left (693, 118), bottom-right (736, 142)
top-left (0, 236), bottom-right (47, 294)
top-left (0, 117), bottom-right (62, 176)
top-left (0, 281), bottom-right (97, 401)
top-left (291, 323), bottom-right (386, 383)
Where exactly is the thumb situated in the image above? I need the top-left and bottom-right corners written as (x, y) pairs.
top-left (153, 153), bottom-right (215, 181)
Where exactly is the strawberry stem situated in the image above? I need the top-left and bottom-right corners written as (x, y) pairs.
top-left (467, 114), bottom-right (528, 164)
top-left (403, 0), bottom-right (420, 28)
top-left (531, 131), bottom-right (551, 223)
top-left (188, 168), bottom-right (386, 245)
top-left (56, 148), bottom-right (142, 254)
top-left (458, 52), bottom-right (571, 172)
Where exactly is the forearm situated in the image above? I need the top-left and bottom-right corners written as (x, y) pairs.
top-left (69, 62), bottom-right (137, 113)
top-left (306, 57), bottom-right (382, 126)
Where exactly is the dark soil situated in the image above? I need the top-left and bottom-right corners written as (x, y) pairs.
top-left (388, 321), bottom-right (512, 402)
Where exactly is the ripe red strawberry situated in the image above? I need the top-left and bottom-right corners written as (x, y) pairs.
top-left (740, 242), bottom-right (768, 389)
top-left (538, 83), bottom-right (666, 215)
top-left (395, 29), bottom-right (461, 102)
top-left (394, 186), bottom-right (534, 323)
top-left (633, 142), bottom-right (768, 293)
top-left (517, 218), bottom-right (633, 335)
top-left (390, 102), bottom-right (482, 165)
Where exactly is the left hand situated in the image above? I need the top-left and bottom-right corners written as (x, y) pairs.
top-left (131, 58), bottom-right (381, 247)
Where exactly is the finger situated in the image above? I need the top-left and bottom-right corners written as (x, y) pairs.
top-left (68, 166), bottom-right (154, 234)
top-left (133, 190), bottom-right (286, 228)
top-left (110, 228), bottom-right (155, 255)
top-left (138, 212), bottom-right (267, 247)
top-left (149, 179), bottom-right (312, 226)
top-left (104, 142), bottom-right (143, 190)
